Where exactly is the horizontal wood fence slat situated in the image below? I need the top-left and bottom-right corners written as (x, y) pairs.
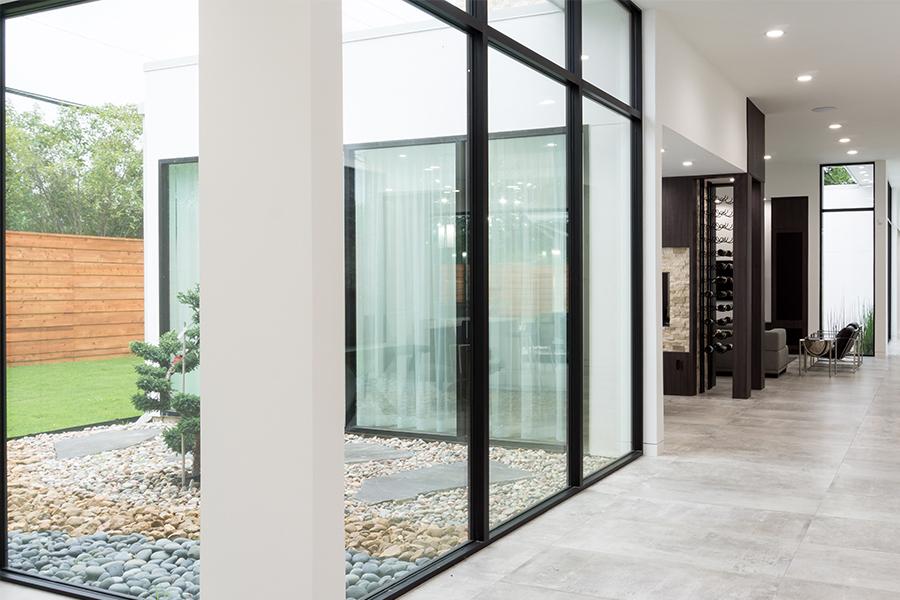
top-left (5, 231), bottom-right (145, 365)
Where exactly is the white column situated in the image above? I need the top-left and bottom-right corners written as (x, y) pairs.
top-left (875, 160), bottom-right (889, 355)
top-left (200, 1), bottom-right (344, 600)
top-left (641, 10), bottom-right (664, 456)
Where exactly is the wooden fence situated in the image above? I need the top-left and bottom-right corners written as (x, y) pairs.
top-left (5, 231), bottom-right (144, 365)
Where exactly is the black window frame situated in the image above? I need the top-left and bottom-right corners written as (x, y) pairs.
top-left (343, 1), bottom-right (644, 599)
top-left (819, 161), bottom-right (877, 356)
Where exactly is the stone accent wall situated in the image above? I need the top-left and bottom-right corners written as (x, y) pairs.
top-left (662, 247), bottom-right (690, 352)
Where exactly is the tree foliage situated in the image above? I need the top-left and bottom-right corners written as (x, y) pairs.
top-left (823, 166), bottom-right (854, 186)
top-left (5, 103), bottom-right (143, 238)
top-left (131, 285), bottom-right (201, 482)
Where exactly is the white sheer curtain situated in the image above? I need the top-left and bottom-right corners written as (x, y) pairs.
top-left (488, 134), bottom-right (567, 444)
top-left (167, 160), bottom-right (200, 395)
top-left (353, 143), bottom-right (461, 435)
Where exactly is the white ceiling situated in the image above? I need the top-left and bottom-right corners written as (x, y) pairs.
top-left (661, 126), bottom-right (741, 177)
top-left (637, 0), bottom-right (900, 187)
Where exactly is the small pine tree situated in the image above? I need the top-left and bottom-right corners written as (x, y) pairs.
top-left (130, 285), bottom-right (201, 482)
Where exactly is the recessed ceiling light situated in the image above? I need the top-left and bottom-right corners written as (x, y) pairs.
top-left (580, 54), bottom-right (590, 61)
top-left (839, 138), bottom-right (851, 143)
top-left (847, 150), bottom-right (859, 155)
top-left (682, 161), bottom-right (693, 167)
top-left (812, 106), bottom-right (837, 113)
top-left (764, 155), bottom-right (772, 160)
top-left (729, 177), bottom-right (735, 183)
top-left (829, 123), bottom-right (842, 130)
top-left (538, 99), bottom-right (556, 106)
top-left (766, 29), bottom-right (785, 38)
top-left (797, 74), bottom-right (813, 82)
top-left (661, 148), bottom-right (666, 153)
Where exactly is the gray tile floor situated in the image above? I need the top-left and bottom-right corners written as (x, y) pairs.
top-left (402, 351), bottom-right (900, 600)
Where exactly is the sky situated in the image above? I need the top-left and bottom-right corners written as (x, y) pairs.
top-left (6, 0), bottom-right (197, 111)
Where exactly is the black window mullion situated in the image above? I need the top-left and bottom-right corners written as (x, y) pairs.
top-left (565, 0), bottom-right (583, 488)
top-left (466, 0), bottom-right (490, 545)
top-left (0, 9), bottom-right (8, 573)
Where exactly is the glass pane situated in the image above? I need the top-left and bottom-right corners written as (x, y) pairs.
top-left (165, 161), bottom-right (200, 396)
top-left (582, 98), bottom-right (632, 476)
top-left (4, 0), bottom-right (200, 597)
top-left (488, 0), bottom-right (565, 66)
top-left (343, 3), bottom-right (469, 598)
top-left (488, 49), bottom-right (567, 528)
top-left (822, 164), bottom-right (875, 209)
top-left (582, 0), bottom-right (631, 103)
top-left (822, 210), bottom-right (875, 354)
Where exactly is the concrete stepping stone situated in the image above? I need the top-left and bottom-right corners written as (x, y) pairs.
top-left (355, 460), bottom-right (531, 504)
top-left (345, 442), bottom-right (414, 464)
top-left (54, 428), bottom-right (162, 459)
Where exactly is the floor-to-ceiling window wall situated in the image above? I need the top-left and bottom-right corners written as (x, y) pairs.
top-left (343, 1), bottom-right (642, 599)
top-left (1, 0), bottom-right (200, 598)
top-left (821, 163), bottom-right (875, 354)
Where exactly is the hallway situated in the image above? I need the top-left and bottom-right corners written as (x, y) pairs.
top-left (404, 353), bottom-right (900, 600)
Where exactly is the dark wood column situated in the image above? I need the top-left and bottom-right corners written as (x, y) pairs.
top-left (751, 178), bottom-right (765, 390)
top-left (732, 174), bottom-right (752, 399)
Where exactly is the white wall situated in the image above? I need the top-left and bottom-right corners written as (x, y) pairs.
top-left (654, 12), bottom-right (747, 173)
top-left (143, 58), bottom-right (199, 343)
top-left (200, 2), bottom-right (344, 600)
top-left (642, 10), bottom-right (664, 456)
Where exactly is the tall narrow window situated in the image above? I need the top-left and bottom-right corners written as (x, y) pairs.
top-left (3, 1), bottom-right (200, 597)
top-left (342, 2), bottom-right (469, 598)
top-left (821, 163), bottom-right (875, 354)
top-left (583, 97), bottom-right (632, 476)
top-left (488, 49), bottom-right (568, 528)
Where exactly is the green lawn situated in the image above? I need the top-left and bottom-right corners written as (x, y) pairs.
top-left (7, 356), bottom-right (142, 438)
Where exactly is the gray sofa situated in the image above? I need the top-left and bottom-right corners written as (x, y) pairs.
top-left (716, 327), bottom-right (790, 377)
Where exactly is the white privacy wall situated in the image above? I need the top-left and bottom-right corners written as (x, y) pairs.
top-left (200, 1), bottom-right (344, 599)
top-left (142, 58), bottom-right (199, 343)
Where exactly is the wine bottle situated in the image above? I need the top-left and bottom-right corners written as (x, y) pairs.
top-left (716, 304), bottom-right (733, 312)
top-left (714, 329), bottom-right (733, 340)
top-left (717, 317), bottom-right (733, 326)
top-left (713, 342), bottom-right (733, 353)
top-left (714, 276), bottom-right (733, 285)
top-left (716, 290), bottom-right (733, 300)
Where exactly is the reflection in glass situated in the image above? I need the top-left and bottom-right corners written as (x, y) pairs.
top-left (488, 49), bottom-right (567, 528)
top-left (488, 0), bottom-right (565, 66)
top-left (582, 98), bottom-right (632, 476)
top-left (582, 0), bottom-right (631, 103)
top-left (342, 3), bottom-right (469, 598)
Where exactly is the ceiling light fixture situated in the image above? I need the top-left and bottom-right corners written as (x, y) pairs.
top-left (661, 148), bottom-right (666, 153)
top-left (682, 161), bottom-right (693, 167)
top-left (729, 177), bottom-right (736, 183)
top-left (847, 150), bottom-right (859, 155)
top-left (797, 74), bottom-right (813, 82)
top-left (812, 106), bottom-right (837, 113)
top-left (766, 29), bottom-right (785, 38)
top-left (538, 99), bottom-right (556, 106)
top-left (580, 54), bottom-right (590, 61)
top-left (839, 138), bottom-right (851, 143)
top-left (764, 155), bottom-right (772, 160)
top-left (829, 123), bottom-right (842, 130)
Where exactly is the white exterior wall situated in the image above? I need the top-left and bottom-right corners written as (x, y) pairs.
top-left (143, 58), bottom-right (199, 343)
top-left (200, 2), bottom-right (344, 600)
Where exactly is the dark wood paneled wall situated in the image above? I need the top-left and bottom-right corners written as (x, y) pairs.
top-left (662, 177), bottom-right (696, 248)
top-left (770, 196), bottom-right (809, 352)
top-left (747, 99), bottom-right (766, 182)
